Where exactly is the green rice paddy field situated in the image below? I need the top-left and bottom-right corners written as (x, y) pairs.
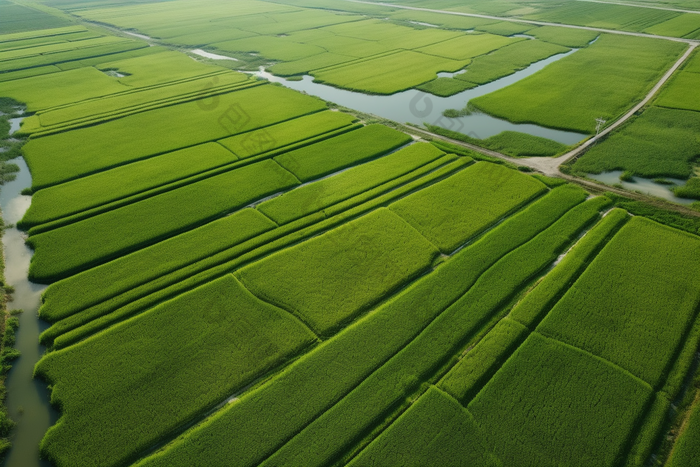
top-left (1, 0), bottom-right (700, 466)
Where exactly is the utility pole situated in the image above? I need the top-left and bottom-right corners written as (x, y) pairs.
top-left (595, 117), bottom-right (606, 136)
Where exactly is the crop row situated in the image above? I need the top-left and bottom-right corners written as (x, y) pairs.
top-left (468, 332), bottom-right (654, 467)
top-left (36, 275), bottom-right (318, 467)
top-left (23, 84), bottom-right (327, 189)
top-left (259, 143), bottom-right (446, 225)
top-left (0, 39), bottom-right (148, 73)
top-left (223, 197), bottom-right (610, 467)
top-left (28, 121), bottom-right (408, 281)
top-left (27, 159), bottom-right (299, 282)
top-left (348, 386), bottom-right (501, 467)
top-left (40, 155), bottom-right (472, 348)
top-left (129, 184), bottom-right (590, 467)
top-left (21, 111), bottom-right (357, 229)
top-left (41, 167), bottom-right (585, 467)
top-left (237, 209), bottom-right (440, 337)
top-left (510, 208), bottom-right (630, 328)
top-left (538, 216), bottom-right (700, 388)
top-left (390, 161), bottom-right (547, 253)
top-left (23, 71), bottom-right (253, 134)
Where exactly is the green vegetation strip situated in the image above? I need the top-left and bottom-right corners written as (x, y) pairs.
top-left (36, 275), bottom-right (317, 467)
top-left (312, 50), bottom-right (469, 95)
top-left (23, 84), bottom-right (326, 189)
top-left (510, 208), bottom-right (629, 328)
top-left (28, 160), bottom-right (299, 282)
top-left (218, 110), bottom-right (357, 159)
top-left (455, 40), bottom-right (570, 86)
top-left (439, 318), bottom-right (529, 404)
top-left (390, 162), bottom-right (547, 253)
top-left (0, 66), bottom-right (129, 111)
top-left (469, 333), bottom-right (653, 467)
top-left (470, 35), bottom-right (686, 134)
top-left (238, 209), bottom-right (440, 337)
top-left (258, 143), bottom-right (446, 225)
top-left (22, 111), bottom-right (356, 230)
top-left (39, 209), bottom-right (274, 324)
top-left (0, 40), bottom-right (148, 73)
top-left (347, 387), bottom-right (500, 467)
top-left (274, 124), bottom-right (411, 182)
top-left (22, 73), bottom-right (255, 135)
top-left (132, 184), bottom-right (588, 467)
top-left (255, 197), bottom-right (609, 467)
top-left (538, 217), bottom-right (700, 388)
top-left (41, 157), bottom-right (472, 348)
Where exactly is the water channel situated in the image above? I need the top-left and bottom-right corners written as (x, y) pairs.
top-left (247, 49), bottom-right (588, 145)
top-left (1, 154), bottom-right (55, 467)
top-left (587, 170), bottom-right (696, 206)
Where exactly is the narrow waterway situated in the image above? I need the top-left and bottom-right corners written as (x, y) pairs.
top-left (1, 156), bottom-right (55, 467)
top-left (587, 170), bottom-right (696, 206)
top-left (249, 49), bottom-right (588, 145)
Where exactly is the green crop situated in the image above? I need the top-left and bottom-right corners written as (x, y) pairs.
top-left (470, 35), bottom-right (686, 133)
top-left (23, 111), bottom-right (356, 229)
top-left (416, 33), bottom-right (520, 61)
top-left (237, 208), bottom-right (440, 336)
top-left (673, 178), bottom-right (700, 200)
top-left (510, 208), bottom-right (629, 328)
top-left (656, 72), bottom-right (700, 113)
top-left (525, 26), bottom-right (599, 48)
top-left (440, 318), bottom-right (528, 403)
top-left (625, 393), bottom-right (670, 467)
top-left (390, 161), bottom-right (547, 253)
top-left (213, 35), bottom-right (326, 62)
top-left (97, 50), bottom-right (226, 87)
top-left (259, 143), bottom-right (446, 224)
top-left (274, 124), bottom-right (411, 182)
top-left (538, 217), bottom-right (700, 388)
top-left (22, 84), bottom-right (326, 189)
top-left (0, 39), bottom-right (148, 73)
top-left (667, 397), bottom-right (700, 467)
top-left (250, 197), bottom-right (608, 467)
top-left (218, 110), bottom-right (356, 159)
top-left (0, 2), bottom-right (72, 34)
top-left (133, 185), bottom-right (586, 467)
top-left (469, 333), bottom-right (653, 467)
top-left (416, 77), bottom-right (477, 97)
top-left (41, 158), bottom-right (471, 349)
top-left (27, 160), bottom-right (299, 282)
top-left (645, 13), bottom-right (700, 37)
top-left (312, 50), bottom-right (469, 95)
top-left (476, 21), bottom-right (531, 36)
top-left (348, 387), bottom-right (501, 467)
top-left (36, 275), bottom-right (317, 467)
top-left (39, 208), bottom-right (274, 324)
top-left (21, 143), bottom-right (238, 228)
top-left (23, 71), bottom-right (252, 134)
top-left (268, 52), bottom-right (357, 77)
top-left (455, 39), bottom-right (570, 85)
top-left (529, 2), bottom-right (679, 32)
top-left (427, 125), bottom-right (570, 157)
top-left (0, 35), bottom-right (123, 62)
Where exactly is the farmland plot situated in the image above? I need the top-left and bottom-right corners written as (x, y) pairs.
top-left (470, 35), bottom-right (686, 133)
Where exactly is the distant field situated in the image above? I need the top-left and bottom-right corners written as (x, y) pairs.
top-left (470, 34), bottom-right (686, 133)
top-left (1, 1), bottom-right (700, 466)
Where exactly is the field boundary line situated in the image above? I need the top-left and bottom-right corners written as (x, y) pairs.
top-left (343, 0), bottom-right (700, 44)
